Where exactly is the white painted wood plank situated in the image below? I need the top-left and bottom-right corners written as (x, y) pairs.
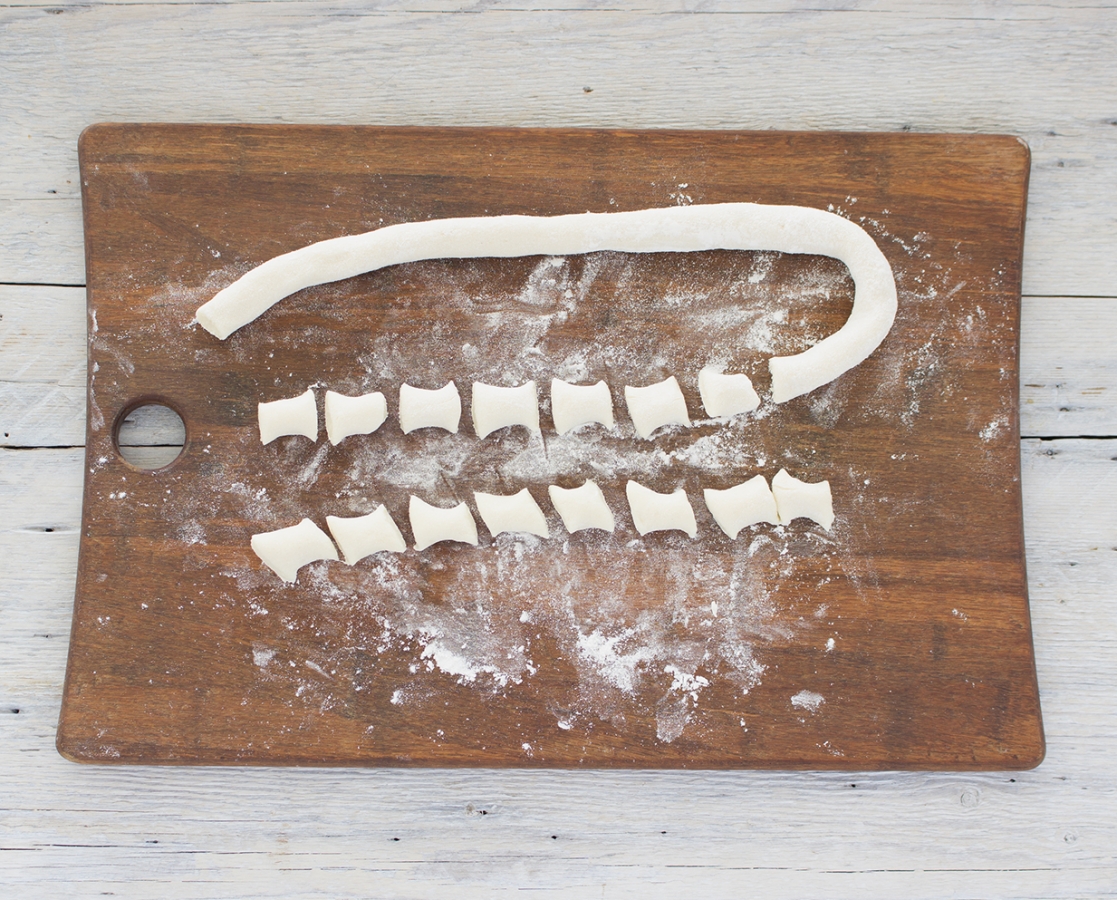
top-left (10, 0), bottom-right (1117, 9)
top-left (6, 285), bottom-right (1116, 446)
top-left (0, 199), bottom-right (85, 286)
top-left (1020, 440), bottom-right (1117, 761)
top-left (1021, 296), bottom-right (1117, 437)
top-left (0, 287), bottom-right (85, 385)
top-left (1, 2), bottom-right (1116, 295)
top-left (2, 441), bottom-right (1115, 897)
top-left (0, 286), bottom-right (86, 446)
top-left (0, 383), bottom-right (86, 447)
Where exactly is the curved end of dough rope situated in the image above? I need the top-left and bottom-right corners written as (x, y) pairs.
top-left (767, 248), bottom-right (898, 403)
top-left (195, 203), bottom-right (897, 401)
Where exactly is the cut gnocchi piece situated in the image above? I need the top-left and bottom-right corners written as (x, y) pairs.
top-left (548, 480), bottom-right (615, 533)
top-left (258, 388), bottom-right (317, 444)
top-left (251, 518), bottom-right (338, 582)
top-left (326, 506), bottom-right (406, 563)
top-left (408, 495), bottom-right (479, 550)
top-left (771, 468), bottom-right (835, 530)
top-left (550, 379), bottom-right (614, 434)
top-left (323, 390), bottom-right (387, 445)
top-left (398, 382), bottom-right (461, 434)
top-left (474, 488), bottom-right (549, 538)
top-left (624, 376), bottom-right (691, 439)
top-left (471, 381), bottom-right (540, 438)
top-left (625, 480), bottom-right (698, 538)
top-left (703, 475), bottom-right (779, 539)
top-left (698, 367), bottom-right (761, 418)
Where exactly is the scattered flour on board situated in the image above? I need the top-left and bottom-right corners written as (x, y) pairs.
top-left (252, 647), bottom-right (276, 668)
top-left (576, 628), bottom-right (651, 694)
top-left (791, 690), bottom-right (826, 713)
top-left (132, 219), bottom-right (1012, 749)
top-left (980, 416), bottom-right (1009, 442)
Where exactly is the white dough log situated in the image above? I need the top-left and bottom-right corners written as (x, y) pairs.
top-left (624, 376), bottom-right (691, 439)
top-left (474, 488), bottom-right (549, 539)
top-left (625, 480), bottom-right (698, 538)
top-left (398, 382), bottom-right (461, 434)
top-left (258, 388), bottom-right (317, 444)
top-left (703, 475), bottom-right (780, 539)
top-left (326, 506), bottom-right (406, 563)
top-left (195, 204), bottom-right (896, 403)
top-left (471, 381), bottom-right (540, 438)
top-left (550, 379), bottom-right (614, 434)
top-left (548, 481), bottom-right (615, 533)
top-left (698, 366), bottom-right (761, 418)
top-left (323, 390), bottom-right (388, 445)
top-left (771, 468), bottom-right (835, 530)
top-left (250, 518), bottom-right (338, 583)
top-left (408, 495), bottom-right (479, 550)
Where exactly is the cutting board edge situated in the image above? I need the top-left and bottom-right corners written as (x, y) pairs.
top-left (59, 124), bottom-right (1044, 770)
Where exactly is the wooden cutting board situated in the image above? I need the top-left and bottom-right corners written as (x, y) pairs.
top-left (58, 125), bottom-right (1042, 768)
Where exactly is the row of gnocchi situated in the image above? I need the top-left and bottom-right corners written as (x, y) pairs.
top-left (251, 470), bottom-right (833, 583)
top-left (258, 368), bottom-right (762, 446)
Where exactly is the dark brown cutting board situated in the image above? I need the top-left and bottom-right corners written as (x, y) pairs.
top-left (58, 125), bottom-right (1043, 768)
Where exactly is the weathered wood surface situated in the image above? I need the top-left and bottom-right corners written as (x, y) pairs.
top-left (2, 0), bottom-right (1116, 896)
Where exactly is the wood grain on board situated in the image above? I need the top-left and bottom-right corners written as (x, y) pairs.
top-left (58, 125), bottom-right (1041, 768)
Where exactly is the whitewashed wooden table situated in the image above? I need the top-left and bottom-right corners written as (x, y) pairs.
top-left (2, 2), bottom-right (1115, 896)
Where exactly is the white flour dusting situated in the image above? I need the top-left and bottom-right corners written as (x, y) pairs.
top-left (576, 628), bottom-right (652, 694)
top-left (791, 690), bottom-right (825, 713)
top-left (252, 647), bottom-right (275, 668)
top-left (104, 212), bottom-right (1014, 751)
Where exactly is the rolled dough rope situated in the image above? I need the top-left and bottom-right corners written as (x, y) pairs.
top-left (195, 203), bottom-right (897, 403)
top-left (703, 475), bottom-right (779, 539)
top-left (474, 488), bottom-right (549, 539)
top-left (625, 480), bottom-right (698, 538)
top-left (250, 518), bottom-right (338, 583)
top-left (408, 495), bottom-right (479, 550)
top-left (771, 468), bottom-right (835, 530)
top-left (326, 506), bottom-right (406, 563)
top-left (471, 381), bottom-right (540, 438)
top-left (550, 379), bottom-right (614, 434)
top-left (258, 388), bottom-right (317, 444)
top-left (398, 381), bottom-right (461, 434)
top-left (323, 390), bottom-right (388, 445)
top-left (624, 376), bottom-right (691, 440)
top-left (548, 480), bottom-right (615, 533)
top-left (698, 366), bottom-right (760, 418)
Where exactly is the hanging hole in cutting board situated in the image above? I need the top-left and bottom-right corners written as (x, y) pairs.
top-left (113, 400), bottom-right (187, 470)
